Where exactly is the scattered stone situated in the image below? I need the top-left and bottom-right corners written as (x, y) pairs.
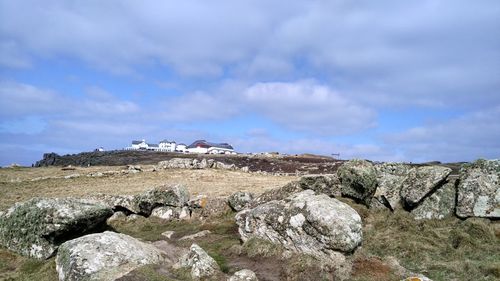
top-left (191, 197), bottom-right (232, 220)
top-left (0, 198), bottom-right (112, 259)
top-left (106, 211), bottom-right (127, 224)
top-left (372, 163), bottom-right (410, 210)
top-left (456, 159), bottom-right (500, 218)
top-left (179, 230), bottom-right (211, 241)
top-left (338, 159), bottom-right (378, 205)
top-left (126, 214), bottom-right (145, 221)
top-left (411, 176), bottom-right (457, 220)
top-left (56, 231), bottom-right (163, 281)
top-left (251, 181), bottom-right (302, 207)
top-left (229, 269), bottom-right (259, 281)
top-left (64, 173), bottom-right (80, 179)
top-left (400, 166), bottom-right (452, 208)
top-left (151, 206), bottom-right (191, 221)
top-left (127, 165), bottom-right (142, 171)
top-left (298, 174), bottom-right (342, 197)
top-left (236, 190), bottom-right (363, 258)
top-left (228, 191), bottom-right (254, 211)
top-left (162, 231), bottom-right (175, 239)
top-left (175, 244), bottom-right (221, 280)
top-left (87, 172), bottom-right (104, 177)
top-left (188, 195), bottom-right (209, 209)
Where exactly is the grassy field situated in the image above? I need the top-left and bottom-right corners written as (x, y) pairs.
top-left (0, 166), bottom-right (296, 211)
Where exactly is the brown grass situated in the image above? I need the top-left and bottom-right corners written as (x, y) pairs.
top-left (0, 166), bottom-right (296, 210)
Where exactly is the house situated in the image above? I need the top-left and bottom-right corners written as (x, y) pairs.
top-left (186, 140), bottom-right (235, 154)
top-left (175, 143), bottom-right (187, 152)
top-left (147, 143), bottom-right (159, 150)
top-left (159, 140), bottom-right (176, 152)
top-left (130, 140), bottom-right (148, 150)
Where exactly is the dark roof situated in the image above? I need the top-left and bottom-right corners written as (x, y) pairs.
top-left (132, 140), bottom-right (143, 145)
top-left (177, 143), bottom-right (186, 146)
top-left (187, 140), bottom-right (233, 150)
top-left (160, 139), bottom-right (175, 143)
top-left (148, 143), bottom-right (159, 147)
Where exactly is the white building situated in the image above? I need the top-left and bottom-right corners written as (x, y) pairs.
top-left (175, 143), bottom-right (187, 152)
top-left (130, 139), bottom-right (148, 150)
top-left (159, 140), bottom-right (176, 152)
top-left (186, 140), bottom-right (235, 154)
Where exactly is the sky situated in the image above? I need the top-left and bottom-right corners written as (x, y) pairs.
top-left (1, 0), bottom-right (500, 166)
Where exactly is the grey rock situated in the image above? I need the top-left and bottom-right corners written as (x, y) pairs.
top-left (338, 159), bottom-right (378, 205)
top-left (150, 206), bottom-right (191, 221)
top-left (190, 197), bottom-right (233, 220)
top-left (86, 193), bottom-right (139, 213)
top-left (106, 211), bottom-right (127, 224)
top-left (175, 243), bottom-right (221, 280)
top-left (179, 230), bottom-right (211, 241)
top-left (64, 173), bottom-right (80, 179)
top-left (298, 174), bottom-right (342, 197)
top-left (372, 163), bottom-right (411, 210)
top-left (56, 231), bottom-right (163, 281)
top-left (251, 181), bottom-right (302, 207)
top-left (229, 269), bottom-right (258, 281)
top-left (456, 159), bottom-right (500, 218)
top-left (228, 192), bottom-right (254, 211)
top-left (411, 176), bottom-right (457, 220)
top-left (133, 184), bottom-right (190, 215)
top-left (400, 166), bottom-right (451, 208)
top-left (162, 231), bottom-right (175, 239)
top-left (0, 198), bottom-right (112, 259)
top-left (236, 190), bottom-right (363, 257)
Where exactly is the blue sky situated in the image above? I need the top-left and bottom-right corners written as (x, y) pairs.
top-left (1, 0), bottom-right (499, 166)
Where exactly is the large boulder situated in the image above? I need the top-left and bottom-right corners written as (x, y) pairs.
top-left (133, 184), bottom-right (190, 215)
top-left (157, 158), bottom-right (194, 169)
top-left (371, 163), bottom-right (410, 210)
top-left (56, 231), bottom-right (163, 281)
top-left (298, 174), bottom-right (342, 197)
top-left (150, 206), bottom-right (191, 221)
top-left (228, 192), bottom-right (254, 212)
top-left (411, 176), bottom-right (457, 220)
top-left (456, 159), bottom-right (500, 218)
top-left (400, 166), bottom-right (451, 208)
top-left (236, 190), bottom-right (363, 257)
top-left (229, 269), bottom-right (259, 281)
top-left (86, 194), bottom-right (138, 213)
top-left (338, 159), bottom-right (378, 205)
top-left (250, 181), bottom-right (302, 207)
top-left (175, 243), bottom-right (221, 280)
top-left (0, 198), bottom-right (112, 259)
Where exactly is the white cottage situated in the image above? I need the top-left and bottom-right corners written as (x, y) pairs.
top-left (131, 139), bottom-right (148, 150)
top-left (175, 143), bottom-right (187, 152)
top-left (159, 140), bottom-right (176, 152)
top-left (186, 140), bottom-right (235, 154)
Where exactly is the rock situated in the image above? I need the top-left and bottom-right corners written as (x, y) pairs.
top-left (228, 192), bottom-right (254, 211)
top-left (86, 194), bottom-right (138, 213)
top-left (456, 159), bottom-right (500, 218)
top-left (133, 184), bottom-right (190, 215)
top-left (241, 166), bottom-right (250, 173)
top-left (251, 181), bottom-right (302, 207)
top-left (175, 243), bottom-right (221, 280)
top-left (179, 230), bottom-right (212, 241)
top-left (338, 159), bottom-right (378, 205)
top-left (191, 197), bottom-right (232, 220)
top-left (150, 206), bottom-right (191, 221)
top-left (215, 162), bottom-right (237, 170)
top-left (126, 214), bottom-right (145, 221)
top-left (411, 176), bottom-right (457, 220)
top-left (298, 174), bottom-right (342, 197)
top-left (127, 165), bottom-right (142, 171)
top-left (56, 231), bottom-right (163, 281)
top-left (371, 163), bottom-right (410, 210)
top-left (229, 269), bottom-right (259, 281)
top-left (188, 195), bottom-right (209, 209)
top-left (236, 190), bottom-right (363, 257)
top-left (106, 211), bottom-right (127, 224)
top-left (0, 198), bottom-right (112, 259)
top-left (162, 231), bottom-right (175, 239)
top-left (400, 166), bottom-right (451, 208)
top-left (64, 173), bottom-right (80, 179)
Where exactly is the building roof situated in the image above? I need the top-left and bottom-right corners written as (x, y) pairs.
top-left (159, 139), bottom-right (176, 143)
top-left (148, 143), bottom-right (159, 147)
top-left (177, 143), bottom-right (187, 146)
top-left (187, 140), bottom-right (233, 150)
top-left (132, 140), bottom-right (143, 145)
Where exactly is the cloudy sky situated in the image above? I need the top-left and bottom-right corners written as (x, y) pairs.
top-left (1, 0), bottom-right (499, 166)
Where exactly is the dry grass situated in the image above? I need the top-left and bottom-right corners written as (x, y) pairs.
top-left (0, 166), bottom-right (296, 210)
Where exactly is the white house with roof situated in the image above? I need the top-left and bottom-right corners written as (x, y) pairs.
top-left (186, 140), bottom-right (235, 154)
top-left (175, 143), bottom-right (187, 152)
top-left (159, 140), bottom-right (176, 152)
top-left (130, 139), bottom-right (148, 150)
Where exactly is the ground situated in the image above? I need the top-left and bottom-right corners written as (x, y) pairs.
top-left (0, 166), bottom-right (499, 281)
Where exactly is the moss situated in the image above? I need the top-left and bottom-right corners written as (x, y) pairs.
top-left (241, 238), bottom-right (284, 258)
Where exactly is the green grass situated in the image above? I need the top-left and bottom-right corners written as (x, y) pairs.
top-left (0, 247), bottom-right (58, 281)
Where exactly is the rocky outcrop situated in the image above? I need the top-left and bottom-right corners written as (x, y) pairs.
top-left (0, 198), bottom-right (112, 259)
top-left (229, 269), bottom-right (259, 281)
top-left (56, 231), bottom-right (163, 281)
top-left (251, 181), bottom-right (302, 207)
top-left (157, 158), bottom-right (241, 171)
top-left (456, 159), bottom-right (500, 218)
top-left (400, 166), bottom-right (451, 208)
top-left (228, 192), bottom-right (254, 211)
top-left (411, 176), bottom-right (457, 220)
top-left (236, 190), bottom-right (363, 258)
top-left (338, 159), bottom-right (378, 205)
top-left (298, 174), bottom-right (342, 197)
top-left (175, 243), bottom-right (221, 280)
top-left (87, 194), bottom-right (138, 213)
top-left (371, 163), bottom-right (410, 210)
